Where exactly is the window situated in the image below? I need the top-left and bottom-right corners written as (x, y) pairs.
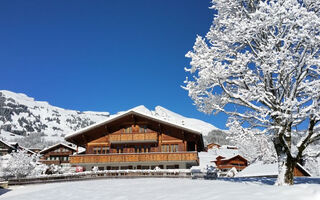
top-left (135, 145), bottom-right (143, 153)
top-left (93, 147), bottom-right (100, 154)
top-left (102, 147), bottom-right (109, 154)
top-left (139, 125), bottom-right (147, 133)
top-left (162, 145), bottom-right (170, 152)
top-left (124, 127), bottom-right (132, 133)
top-left (171, 144), bottom-right (178, 152)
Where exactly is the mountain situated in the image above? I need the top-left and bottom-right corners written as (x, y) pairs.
top-left (0, 90), bottom-right (218, 143)
top-left (0, 90), bottom-right (110, 141)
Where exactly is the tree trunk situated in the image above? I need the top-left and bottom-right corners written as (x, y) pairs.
top-left (273, 138), bottom-right (295, 185)
top-left (275, 152), bottom-right (295, 185)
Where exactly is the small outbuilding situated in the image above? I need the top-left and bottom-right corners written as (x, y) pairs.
top-left (213, 155), bottom-right (248, 172)
top-left (235, 162), bottom-right (312, 178)
top-left (0, 139), bottom-right (16, 156)
top-left (207, 143), bottom-right (221, 150)
top-left (39, 143), bottom-right (77, 165)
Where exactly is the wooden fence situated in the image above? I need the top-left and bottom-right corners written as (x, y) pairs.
top-left (7, 169), bottom-right (192, 185)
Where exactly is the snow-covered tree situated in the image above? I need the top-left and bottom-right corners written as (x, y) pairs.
top-left (2, 150), bottom-right (46, 178)
top-left (303, 143), bottom-right (320, 176)
top-left (205, 129), bottom-right (230, 145)
top-left (184, 0), bottom-right (320, 185)
top-left (226, 118), bottom-right (277, 163)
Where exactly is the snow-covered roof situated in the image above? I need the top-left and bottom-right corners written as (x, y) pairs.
top-left (296, 163), bottom-right (312, 177)
top-left (209, 147), bottom-right (240, 161)
top-left (17, 146), bottom-right (36, 154)
top-left (0, 139), bottom-right (16, 149)
top-left (65, 105), bottom-right (205, 140)
top-left (235, 162), bottom-right (312, 177)
top-left (40, 142), bottom-right (77, 154)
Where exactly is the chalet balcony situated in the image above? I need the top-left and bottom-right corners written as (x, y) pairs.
top-left (40, 160), bottom-right (62, 165)
top-left (44, 152), bottom-right (73, 156)
top-left (70, 152), bottom-right (198, 164)
top-left (216, 165), bottom-right (247, 171)
top-left (109, 132), bottom-right (158, 144)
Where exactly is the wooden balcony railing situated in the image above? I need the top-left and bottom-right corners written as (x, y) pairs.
top-left (44, 152), bottom-right (72, 156)
top-left (216, 165), bottom-right (247, 170)
top-left (109, 132), bottom-right (158, 144)
top-left (70, 152), bottom-right (198, 164)
top-left (40, 160), bottom-right (62, 165)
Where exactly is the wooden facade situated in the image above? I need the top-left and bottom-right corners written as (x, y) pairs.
top-left (214, 155), bottom-right (248, 172)
top-left (65, 110), bottom-right (205, 170)
top-left (39, 143), bottom-right (76, 165)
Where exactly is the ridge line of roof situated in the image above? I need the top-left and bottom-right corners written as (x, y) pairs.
top-left (65, 109), bottom-right (203, 140)
top-left (40, 142), bottom-right (76, 154)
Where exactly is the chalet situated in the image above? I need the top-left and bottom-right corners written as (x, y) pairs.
top-left (65, 107), bottom-right (205, 171)
top-left (0, 139), bottom-right (17, 156)
top-left (213, 155), bottom-right (248, 172)
top-left (235, 162), bottom-right (312, 177)
top-left (39, 143), bottom-right (77, 165)
top-left (206, 143), bottom-right (221, 150)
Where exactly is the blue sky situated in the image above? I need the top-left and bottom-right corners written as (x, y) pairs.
top-left (0, 0), bottom-right (228, 129)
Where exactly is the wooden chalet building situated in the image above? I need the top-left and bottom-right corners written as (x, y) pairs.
top-left (0, 140), bottom-right (35, 156)
top-left (235, 162), bottom-right (311, 178)
top-left (206, 143), bottom-right (221, 150)
top-left (65, 108), bottom-right (205, 171)
top-left (214, 155), bottom-right (248, 172)
top-left (40, 143), bottom-right (77, 165)
top-left (0, 139), bottom-right (17, 156)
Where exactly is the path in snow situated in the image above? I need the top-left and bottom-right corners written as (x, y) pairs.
top-left (1, 178), bottom-right (319, 200)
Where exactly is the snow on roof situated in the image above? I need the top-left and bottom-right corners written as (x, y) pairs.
top-left (296, 163), bottom-right (312, 176)
top-left (0, 139), bottom-right (16, 149)
top-left (77, 147), bottom-right (86, 154)
top-left (235, 162), bottom-right (277, 178)
top-left (40, 142), bottom-right (77, 154)
top-left (235, 162), bottom-right (312, 178)
top-left (17, 145), bottom-right (37, 154)
top-left (65, 105), bottom-right (206, 140)
top-left (209, 147), bottom-right (240, 161)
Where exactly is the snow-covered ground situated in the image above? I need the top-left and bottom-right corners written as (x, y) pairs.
top-left (1, 178), bottom-right (319, 200)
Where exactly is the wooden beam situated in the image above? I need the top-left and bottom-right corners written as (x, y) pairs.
top-left (81, 135), bottom-right (88, 144)
top-left (132, 114), bottom-right (136, 125)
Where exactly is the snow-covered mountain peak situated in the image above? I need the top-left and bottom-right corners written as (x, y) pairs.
top-left (129, 105), bottom-right (217, 136)
top-left (0, 91), bottom-right (219, 143)
top-left (130, 105), bottom-right (152, 115)
top-left (0, 90), bottom-right (110, 141)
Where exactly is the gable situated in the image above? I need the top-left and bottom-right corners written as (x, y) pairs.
top-left (40, 143), bottom-right (76, 154)
top-left (66, 112), bottom-right (204, 151)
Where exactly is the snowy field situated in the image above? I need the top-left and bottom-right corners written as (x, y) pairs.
top-left (1, 178), bottom-right (320, 200)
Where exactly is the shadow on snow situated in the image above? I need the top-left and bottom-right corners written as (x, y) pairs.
top-left (217, 177), bottom-right (320, 185)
